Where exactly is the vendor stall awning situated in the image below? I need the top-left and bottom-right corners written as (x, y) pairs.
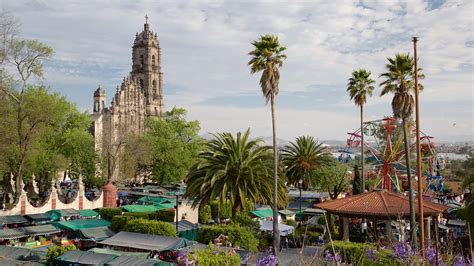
top-left (53, 219), bottom-right (110, 231)
top-left (56, 250), bottom-right (117, 266)
top-left (0, 245), bottom-right (46, 262)
top-left (24, 213), bottom-right (52, 224)
top-left (46, 209), bottom-right (80, 221)
top-left (0, 228), bottom-right (25, 240)
top-left (79, 227), bottom-right (114, 241)
top-left (0, 215), bottom-right (28, 226)
top-left (89, 248), bottom-right (149, 258)
top-left (138, 196), bottom-right (175, 205)
top-left (78, 209), bottom-right (99, 218)
top-left (105, 255), bottom-right (173, 266)
top-left (121, 204), bottom-right (162, 213)
top-left (259, 220), bottom-right (294, 236)
top-left (98, 231), bottom-right (194, 252)
top-left (23, 224), bottom-right (61, 236)
top-left (251, 208), bottom-right (274, 219)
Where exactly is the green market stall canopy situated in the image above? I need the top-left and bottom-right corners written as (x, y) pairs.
top-left (78, 209), bottom-right (99, 218)
top-left (0, 215), bottom-right (28, 226)
top-left (0, 224), bottom-right (61, 240)
top-left (53, 219), bottom-right (110, 231)
top-left (98, 231), bottom-right (195, 252)
top-left (137, 196), bottom-right (176, 206)
top-left (56, 250), bottom-right (173, 266)
top-left (24, 213), bottom-right (52, 225)
top-left (250, 208), bottom-right (274, 219)
top-left (45, 209), bottom-right (80, 221)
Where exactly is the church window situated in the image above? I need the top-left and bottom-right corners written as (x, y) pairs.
top-left (140, 54), bottom-right (144, 67)
top-left (94, 101), bottom-right (99, 112)
top-left (152, 80), bottom-right (157, 96)
top-left (152, 55), bottom-right (156, 66)
top-left (101, 100), bottom-right (105, 109)
top-left (140, 79), bottom-right (144, 90)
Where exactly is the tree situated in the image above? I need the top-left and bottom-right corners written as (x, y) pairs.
top-left (185, 129), bottom-right (287, 217)
top-left (281, 135), bottom-right (331, 190)
top-left (380, 53), bottom-right (424, 244)
top-left (145, 107), bottom-right (202, 184)
top-left (46, 244), bottom-right (76, 266)
top-left (352, 164), bottom-right (363, 194)
top-left (313, 160), bottom-right (350, 200)
top-left (248, 34), bottom-right (287, 253)
top-left (347, 69), bottom-right (375, 192)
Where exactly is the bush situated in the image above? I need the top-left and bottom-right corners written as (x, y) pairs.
top-left (46, 244), bottom-right (76, 266)
top-left (99, 207), bottom-right (122, 221)
top-left (149, 209), bottom-right (175, 222)
top-left (325, 241), bottom-right (393, 265)
top-left (123, 218), bottom-right (176, 237)
top-left (110, 215), bottom-right (136, 232)
top-left (195, 245), bottom-right (241, 266)
top-left (197, 224), bottom-right (258, 252)
top-left (199, 205), bottom-right (212, 224)
top-left (231, 213), bottom-right (259, 233)
top-left (210, 200), bottom-right (232, 220)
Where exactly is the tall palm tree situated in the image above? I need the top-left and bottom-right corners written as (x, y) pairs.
top-left (380, 53), bottom-right (424, 245)
top-left (248, 34), bottom-right (286, 253)
top-left (347, 69), bottom-right (375, 193)
top-left (184, 129), bottom-right (287, 217)
top-left (281, 136), bottom-right (331, 190)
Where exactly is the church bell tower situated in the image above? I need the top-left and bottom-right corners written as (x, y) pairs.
top-left (130, 16), bottom-right (164, 117)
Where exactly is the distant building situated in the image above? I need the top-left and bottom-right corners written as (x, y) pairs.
top-left (92, 20), bottom-right (164, 180)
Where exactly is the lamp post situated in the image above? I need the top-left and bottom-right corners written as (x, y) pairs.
top-left (175, 192), bottom-right (179, 233)
top-left (299, 179), bottom-right (303, 221)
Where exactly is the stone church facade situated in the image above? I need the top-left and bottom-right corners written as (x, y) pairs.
top-left (92, 21), bottom-right (164, 181)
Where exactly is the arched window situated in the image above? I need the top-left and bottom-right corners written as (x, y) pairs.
top-left (140, 54), bottom-right (144, 67)
top-left (152, 55), bottom-right (156, 66)
top-left (152, 80), bottom-right (157, 96)
top-left (140, 79), bottom-right (144, 90)
top-left (94, 101), bottom-right (99, 112)
top-left (101, 100), bottom-right (105, 109)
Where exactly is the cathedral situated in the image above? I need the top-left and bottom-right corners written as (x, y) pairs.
top-left (92, 20), bottom-right (164, 180)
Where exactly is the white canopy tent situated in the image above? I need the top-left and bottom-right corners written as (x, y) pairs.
top-left (259, 220), bottom-right (294, 236)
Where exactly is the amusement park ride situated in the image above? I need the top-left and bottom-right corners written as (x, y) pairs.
top-left (339, 117), bottom-right (444, 194)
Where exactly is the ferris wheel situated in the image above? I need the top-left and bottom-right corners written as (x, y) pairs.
top-left (339, 117), bottom-right (441, 192)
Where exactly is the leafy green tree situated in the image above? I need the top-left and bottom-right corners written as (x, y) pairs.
top-left (46, 243), bottom-right (76, 266)
top-left (380, 53), bottom-right (424, 243)
top-left (143, 107), bottom-right (202, 185)
top-left (281, 136), bottom-right (331, 190)
top-left (313, 159), bottom-right (350, 200)
top-left (347, 69), bottom-right (375, 191)
top-left (185, 129), bottom-right (287, 217)
top-left (352, 164), bottom-right (363, 194)
top-left (248, 34), bottom-right (287, 252)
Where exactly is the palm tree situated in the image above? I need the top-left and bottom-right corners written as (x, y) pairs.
top-left (184, 129), bottom-right (287, 217)
top-left (347, 69), bottom-right (375, 193)
top-left (380, 53), bottom-right (424, 245)
top-left (248, 34), bottom-right (286, 253)
top-left (281, 136), bottom-right (331, 190)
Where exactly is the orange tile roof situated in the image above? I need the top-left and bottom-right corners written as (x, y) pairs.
top-left (315, 190), bottom-right (449, 219)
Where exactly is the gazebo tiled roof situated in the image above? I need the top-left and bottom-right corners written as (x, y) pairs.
top-left (315, 190), bottom-right (449, 219)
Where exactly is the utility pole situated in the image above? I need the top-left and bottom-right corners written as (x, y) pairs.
top-left (413, 36), bottom-right (425, 256)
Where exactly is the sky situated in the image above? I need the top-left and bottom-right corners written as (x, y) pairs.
top-left (3, 0), bottom-right (473, 142)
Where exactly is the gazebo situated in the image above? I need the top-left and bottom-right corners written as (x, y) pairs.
top-left (315, 190), bottom-right (449, 242)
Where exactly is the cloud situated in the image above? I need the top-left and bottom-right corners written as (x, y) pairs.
top-left (3, 0), bottom-right (473, 141)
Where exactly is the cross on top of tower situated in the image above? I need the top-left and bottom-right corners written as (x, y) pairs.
top-left (145, 14), bottom-right (149, 24)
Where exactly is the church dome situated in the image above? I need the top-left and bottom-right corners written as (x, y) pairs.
top-left (134, 22), bottom-right (158, 46)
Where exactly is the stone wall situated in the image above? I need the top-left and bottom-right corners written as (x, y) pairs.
top-left (1, 178), bottom-right (103, 216)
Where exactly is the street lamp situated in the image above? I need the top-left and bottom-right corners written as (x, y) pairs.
top-left (299, 179), bottom-right (303, 222)
top-left (175, 192), bottom-right (180, 233)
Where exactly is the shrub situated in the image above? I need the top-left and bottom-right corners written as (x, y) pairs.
top-left (124, 218), bottom-right (176, 237)
top-left (231, 213), bottom-right (259, 233)
top-left (46, 244), bottom-right (76, 266)
top-left (99, 207), bottom-right (122, 221)
top-left (199, 205), bottom-right (212, 224)
top-left (210, 200), bottom-right (232, 220)
top-left (325, 241), bottom-right (393, 265)
top-left (197, 224), bottom-right (258, 252)
top-left (195, 245), bottom-right (241, 266)
top-left (110, 215), bottom-right (136, 232)
top-left (149, 209), bottom-right (175, 222)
